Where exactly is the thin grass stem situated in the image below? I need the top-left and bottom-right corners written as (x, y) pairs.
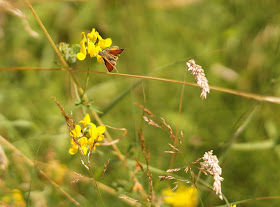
top-left (23, 0), bottom-right (129, 170)
top-left (0, 135), bottom-right (81, 206)
top-left (2, 67), bottom-right (280, 105)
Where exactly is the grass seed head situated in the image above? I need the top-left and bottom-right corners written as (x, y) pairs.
top-left (186, 59), bottom-right (210, 99)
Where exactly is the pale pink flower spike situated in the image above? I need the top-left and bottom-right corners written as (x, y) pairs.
top-left (200, 150), bottom-right (224, 200)
top-left (186, 59), bottom-right (210, 99)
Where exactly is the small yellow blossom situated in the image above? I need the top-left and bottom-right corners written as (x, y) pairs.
top-left (69, 124), bottom-right (87, 155)
top-left (230, 205), bottom-right (236, 207)
top-left (69, 136), bottom-right (88, 155)
top-left (162, 186), bottom-right (198, 207)
top-left (68, 142), bottom-right (78, 155)
top-left (1, 189), bottom-right (26, 207)
top-left (87, 28), bottom-right (99, 42)
top-left (81, 31), bottom-right (86, 40)
top-left (98, 35), bottom-right (112, 49)
top-left (77, 32), bottom-right (87, 60)
top-left (12, 189), bottom-right (24, 201)
top-left (87, 41), bottom-right (96, 57)
top-left (86, 124), bottom-right (106, 151)
top-left (68, 116), bottom-right (106, 155)
top-left (12, 189), bottom-right (25, 207)
top-left (76, 28), bottom-right (112, 62)
top-left (97, 55), bottom-right (104, 63)
top-left (80, 114), bottom-right (91, 127)
top-left (88, 43), bottom-right (102, 58)
top-left (70, 125), bottom-right (82, 138)
top-left (88, 138), bottom-right (100, 151)
top-left (89, 124), bottom-right (106, 141)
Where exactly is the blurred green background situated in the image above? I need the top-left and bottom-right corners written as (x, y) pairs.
top-left (0, 0), bottom-right (280, 206)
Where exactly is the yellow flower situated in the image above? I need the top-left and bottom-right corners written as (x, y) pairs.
top-left (69, 125), bottom-right (88, 155)
top-left (76, 28), bottom-right (112, 62)
top-left (69, 136), bottom-right (88, 155)
top-left (230, 205), bottom-right (236, 207)
top-left (77, 32), bottom-right (87, 60)
top-left (68, 139), bottom-right (78, 155)
top-left (85, 124), bottom-right (106, 151)
top-left (1, 189), bottom-right (26, 207)
top-left (88, 43), bottom-right (102, 58)
top-left (87, 28), bottom-right (99, 42)
top-left (11, 189), bottom-right (26, 207)
top-left (87, 41), bottom-right (96, 57)
top-left (12, 189), bottom-right (24, 201)
top-left (89, 124), bottom-right (106, 142)
top-left (97, 55), bottom-right (103, 63)
top-left (162, 186), bottom-right (198, 207)
top-left (80, 114), bottom-right (91, 127)
top-left (1, 190), bottom-right (26, 207)
top-left (70, 125), bottom-right (82, 138)
top-left (88, 137), bottom-right (100, 151)
top-left (81, 31), bottom-right (86, 40)
top-left (98, 35), bottom-right (112, 49)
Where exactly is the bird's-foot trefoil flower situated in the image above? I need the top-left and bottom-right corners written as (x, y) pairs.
top-left (76, 28), bottom-right (112, 63)
top-left (89, 123), bottom-right (106, 141)
top-left (162, 185), bottom-right (198, 207)
top-left (80, 113), bottom-right (91, 127)
top-left (68, 114), bottom-right (106, 155)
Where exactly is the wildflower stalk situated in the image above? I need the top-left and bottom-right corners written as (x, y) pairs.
top-left (24, 0), bottom-right (129, 169)
top-left (0, 135), bottom-right (81, 206)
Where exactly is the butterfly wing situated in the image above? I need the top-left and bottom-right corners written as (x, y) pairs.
top-left (103, 57), bottom-right (115, 72)
top-left (107, 48), bottom-right (124, 56)
top-left (99, 46), bottom-right (124, 72)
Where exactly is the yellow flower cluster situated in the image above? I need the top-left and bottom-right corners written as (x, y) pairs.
top-left (76, 28), bottom-right (112, 63)
top-left (69, 114), bottom-right (106, 155)
top-left (162, 185), bottom-right (198, 207)
top-left (1, 189), bottom-right (26, 207)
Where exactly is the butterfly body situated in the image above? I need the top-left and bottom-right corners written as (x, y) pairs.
top-left (98, 46), bottom-right (124, 72)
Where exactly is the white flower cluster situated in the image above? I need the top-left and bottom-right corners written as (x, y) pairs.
top-left (200, 150), bottom-right (224, 200)
top-left (186, 59), bottom-right (210, 99)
